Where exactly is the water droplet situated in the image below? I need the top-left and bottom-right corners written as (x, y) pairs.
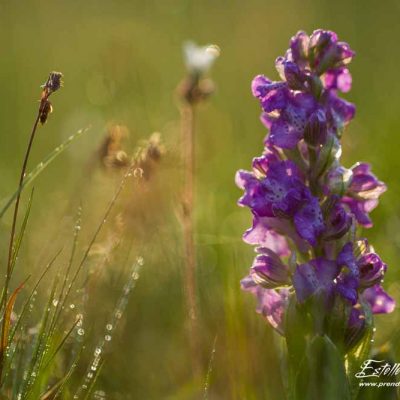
top-left (106, 324), bottom-right (113, 331)
top-left (133, 168), bottom-right (144, 178)
top-left (52, 299), bottom-right (59, 307)
top-left (78, 328), bottom-right (85, 336)
top-left (70, 304), bottom-right (75, 309)
top-left (132, 272), bottom-right (140, 280)
top-left (105, 335), bottom-right (112, 342)
top-left (94, 347), bottom-right (102, 356)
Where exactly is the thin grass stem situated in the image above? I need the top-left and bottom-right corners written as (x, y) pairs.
top-left (180, 102), bottom-right (201, 376)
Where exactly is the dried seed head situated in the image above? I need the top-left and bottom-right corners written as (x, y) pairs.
top-left (99, 124), bottom-right (129, 169)
top-left (133, 132), bottom-right (165, 179)
top-left (42, 71), bottom-right (63, 96)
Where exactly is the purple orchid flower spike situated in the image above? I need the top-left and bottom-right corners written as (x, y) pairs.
top-left (237, 30), bottom-right (394, 373)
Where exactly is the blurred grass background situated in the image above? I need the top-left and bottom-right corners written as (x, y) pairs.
top-left (0, 0), bottom-right (400, 398)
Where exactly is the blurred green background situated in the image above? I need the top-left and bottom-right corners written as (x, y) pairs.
top-left (0, 0), bottom-right (400, 398)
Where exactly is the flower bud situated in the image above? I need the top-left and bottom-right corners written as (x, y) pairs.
top-left (313, 136), bottom-right (341, 178)
top-left (290, 31), bottom-right (309, 64)
top-left (250, 247), bottom-right (290, 289)
top-left (283, 61), bottom-right (305, 90)
top-left (358, 253), bottom-right (386, 289)
top-left (304, 109), bottom-right (327, 147)
top-left (323, 202), bottom-right (352, 241)
top-left (326, 166), bottom-right (353, 196)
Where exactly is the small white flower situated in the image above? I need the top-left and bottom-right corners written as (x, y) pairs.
top-left (183, 41), bottom-right (220, 74)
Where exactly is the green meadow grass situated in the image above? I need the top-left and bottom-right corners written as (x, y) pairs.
top-left (0, 1), bottom-right (399, 398)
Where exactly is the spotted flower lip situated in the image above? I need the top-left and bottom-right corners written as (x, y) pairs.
top-left (236, 158), bottom-right (324, 246)
top-left (252, 75), bottom-right (317, 149)
top-left (293, 258), bottom-right (339, 303)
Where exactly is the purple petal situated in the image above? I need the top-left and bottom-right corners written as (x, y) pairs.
top-left (314, 258), bottom-right (340, 285)
top-left (324, 68), bottom-right (352, 92)
top-left (243, 217), bottom-right (290, 256)
top-left (257, 288), bottom-right (290, 334)
top-left (351, 162), bottom-right (371, 176)
top-left (363, 284), bottom-right (395, 314)
top-left (260, 84), bottom-right (288, 112)
top-left (268, 118), bottom-right (303, 149)
top-left (342, 197), bottom-right (373, 228)
top-left (290, 30), bottom-right (309, 65)
top-left (323, 203), bottom-right (352, 240)
top-left (336, 274), bottom-right (359, 305)
top-left (251, 248), bottom-right (290, 288)
top-left (251, 75), bottom-right (272, 98)
top-left (294, 196), bottom-right (324, 246)
top-left (293, 262), bottom-right (319, 303)
top-left (328, 94), bottom-right (356, 125)
top-left (358, 253), bottom-right (386, 288)
top-left (241, 278), bottom-right (289, 334)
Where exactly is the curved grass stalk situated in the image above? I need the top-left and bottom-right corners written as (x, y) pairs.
top-left (73, 257), bottom-right (143, 399)
top-left (0, 127), bottom-right (91, 219)
top-left (1, 250), bottom-right (63, 387)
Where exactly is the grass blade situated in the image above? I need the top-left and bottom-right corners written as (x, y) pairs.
top-left (0, 127), bottom-right (90, 219)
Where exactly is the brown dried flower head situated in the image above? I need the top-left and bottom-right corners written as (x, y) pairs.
top-left (41, 71), bottom-right (63, 97)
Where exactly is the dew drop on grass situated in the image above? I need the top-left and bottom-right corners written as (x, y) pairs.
top-left (78, 328), bottom-right (85, 336)
top-left (70, 303), bottom-right (75, 309)
top-left (52, 299), bottom-right (59, 307)
top-left (105, 335), bottom-right (112, 341)
top-left (132, 271), bottom-right (140, 280)
top-left (133, 167), bottom-right (144, 178)
top-left (106, 324), bottom-right (113, 331)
